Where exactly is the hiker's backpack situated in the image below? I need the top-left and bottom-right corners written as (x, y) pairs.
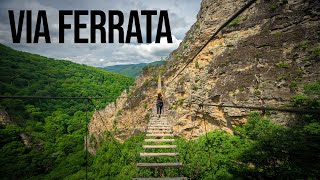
top-left (157, 98), bottom-right (163, 106)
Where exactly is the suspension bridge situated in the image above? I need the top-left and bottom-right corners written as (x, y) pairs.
top-left (134, 115), bottom-right (186, 180)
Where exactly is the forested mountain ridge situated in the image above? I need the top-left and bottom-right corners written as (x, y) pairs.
top-left (0, 43), bottom-right (133, 102)
top-left (103, 61), bottom-right (165, 78)
top-left (0, 43), bottom-right (134, 179)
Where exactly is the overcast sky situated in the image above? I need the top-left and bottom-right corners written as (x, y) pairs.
top-left (0, 0), bottom-right (201, 67)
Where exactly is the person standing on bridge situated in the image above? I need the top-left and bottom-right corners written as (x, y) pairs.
top-left (156, 92), bottom-right (164, 118)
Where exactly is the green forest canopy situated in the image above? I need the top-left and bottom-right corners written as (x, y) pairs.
top-left (0, 43), bottom-right (134, 179)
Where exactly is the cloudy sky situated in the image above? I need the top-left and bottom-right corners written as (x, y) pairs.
top-left (0, 0), bottom-right (201, 67)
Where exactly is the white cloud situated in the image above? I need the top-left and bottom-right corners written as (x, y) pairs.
top-left (0, 0), bottom-right (201, 66)
top-left (114, 35), bottom-right (181, 62)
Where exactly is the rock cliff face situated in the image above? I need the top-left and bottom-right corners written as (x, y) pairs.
top-left (89, 0), bottom-right (320, 141)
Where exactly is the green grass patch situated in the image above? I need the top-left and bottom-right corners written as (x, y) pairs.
top-left (227, 16), bottom-right (241, 27)
top-left (276, 61), bottom-right (289, 68)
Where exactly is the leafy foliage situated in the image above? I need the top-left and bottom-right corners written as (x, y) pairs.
top-left (0, 44), bottom-right (133, 179)
top-left (227, 16), bottom-right (241, 27)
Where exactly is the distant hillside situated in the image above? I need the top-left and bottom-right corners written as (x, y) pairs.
top-left (0, 43), bottom-right (134, 179)
top-left (103, 61), bottom-right (165, 77)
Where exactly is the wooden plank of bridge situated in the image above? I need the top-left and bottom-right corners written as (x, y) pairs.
top-left (148, 125), bottom-right (170, 126)
top-left (147, 128), bottom-right (172, 131)
top-left (146, 134), bottom-right (173, 137)
top-left (143, 145), bottom-right (176, 149)
top-left (147, 131), bottom-right (172, 133)
top-left (147, 129), bottom-right (172, 134)
top-left (147, 132), bottom-right (172, 135)
top-left (148, 124), bottom-right (170, 126)
top-left (149, 120), bottom-right (168, 121)
top-left (148, 128), bottom-right (171, 131)
top-left (135, 116), bottom-right (184, 180)
top-left (149, 122), bottom-right (168, 124)
top-left (144, 139), bottom-right (175, 142)
top-left (148, 126), bottom-right (171, 128)
top-left (149, 121), bottom-right (169, 123)
top-left (150, 123), bottom-right (169, 124)
top-left (136, 163), bottom-right (183, 168)
top-left (148, 126), bottom-right (170, 127)
top-left (133, 177), bottom-right (187, 180)
top-left (140, 152), bottom-right (179, 157)
top-left (147, 131), bottom-right (172, 134)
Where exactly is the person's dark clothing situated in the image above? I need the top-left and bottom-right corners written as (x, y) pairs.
top-left (156, 96), bottom-right (163, 115)
top-left (157, 105), bottom-right (163, 115)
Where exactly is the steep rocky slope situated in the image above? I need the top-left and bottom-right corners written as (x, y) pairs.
top-left (89, 0), bottom-right (320, 141)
